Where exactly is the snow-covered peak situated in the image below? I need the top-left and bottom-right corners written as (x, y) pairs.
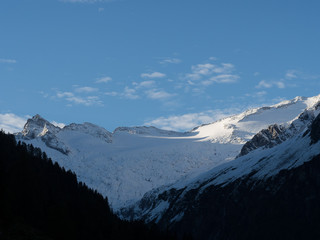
top-left (64, 122), bottom-right (112, 143)
top-left (20, 114), bottom-right (60, 139)
top-left (270, 96), bottom-right (307, 108)
top-left (190, 95), bottom-right (316, 143)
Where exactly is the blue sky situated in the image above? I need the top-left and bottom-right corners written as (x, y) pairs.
top-left (1, 0), bottom-right (320, 133)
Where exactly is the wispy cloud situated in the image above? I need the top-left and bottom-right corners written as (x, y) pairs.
top-left (159, 58), bottom-right (181, 64)
top-left (145, 89), bottom-right (175, 100)
top-left (105, 91), bottom-right (118, 97)
top-left (75, 86), bottom-right (99, 93)
top-left (285, 70), bottom-right (298, 80)
top-left (105, 82), bottom-right (175, 102)
top-left (133, 80), bottom-right (156, 89)
top-left (245, 91), bottom-right (267, 98)
top-left (0, 58), bottom-right (17, 64)
top-left (256, 80), bottom-right (272, 88)
top-left (0, 113), bottom-right (27, 133)
top-left (144, 109), bottom-right (239, 132)
top-left (141, 72), bottom-right (166, 78)
top-left (96, 76), bottom-right (112, 83)
top-left (185, 62), bottom-right (239, 86)
top-left (56, 91), bottom-right (103, 106)
top-left (201, 74), bottom-right (239, 86)
top-left (254, 72), bottom-right (260, 76)
top-left (122, 87), bottom-right (140, 99)
top-left (256, 80), bottom-right (285, 89)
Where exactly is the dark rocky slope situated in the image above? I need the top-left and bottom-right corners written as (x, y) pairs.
top-left (161, 154), bottom-right (320, 240)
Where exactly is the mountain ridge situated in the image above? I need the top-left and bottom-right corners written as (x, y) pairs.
top-left (14, 94), bottom-right (320, 210)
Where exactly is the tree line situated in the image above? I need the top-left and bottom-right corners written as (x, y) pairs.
top-left (0, 130), bottom-right (176, 240)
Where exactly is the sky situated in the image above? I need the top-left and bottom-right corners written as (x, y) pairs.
top-left (1, 0), bottom-right (320, 133)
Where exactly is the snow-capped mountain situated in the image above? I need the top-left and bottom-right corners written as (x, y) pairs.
top-left (15, 94), bottom-right (320, 210)
top-left (120, 96), bottom-right (320, 239)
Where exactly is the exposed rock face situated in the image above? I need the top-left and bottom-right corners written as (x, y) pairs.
top-left (239, 109), bottom-right (319, 157)
top-left (239, 124), bottom-right (287, 157)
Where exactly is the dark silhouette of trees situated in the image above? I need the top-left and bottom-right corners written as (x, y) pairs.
top-left (0, 130), bottom-right (174, 240)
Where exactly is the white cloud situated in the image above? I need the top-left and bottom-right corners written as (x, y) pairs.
top-left (256, 80), bottom-right (272, 89)
top-left (245, 91), bottom-right (267, 98)
top-left (256, 91), bottom-right (267, 97)
top-left (144, 109), bottom-right (238, 132)
top-left (134, 80), bottom-right (156, 89)
top-left (56, 91), bottom-right (103, 106)
top-left (256, 80), bottom-right (285, 89)
top-left (285, 70), bottom-right (298, 79)
top-left (209, 56), bottom-right (218, 61)
top-left (275, 81), bottom-right (285, 89)
top-left (145, 89), bottom-right (175, 100)
top-left (188, 63), bottom-right (215, 79)
top-left (96, 76), bottom-right (112, 83)
top-left (57, 91), bottom-right (74, 98)
top-left (202, 74), bottom-right (239, 85)
top-left (185, 62), bottom-right (238, 85)
top-left (122, 87), bottom-right (140, 99)
top-left (0, 113), bottom-right (27, 133)
top-left (98, 7), bottom-right (104, 12)
top-left (0, 58), bottom-right (17, 64)
top-left (105, 91), bottom-right (118, 96)
top-left (75, 86), bottom-right (98, 93)
top-left (159, 58), bottom-right (181, 64)
top-left (141, 72), bottom-right (166, 78)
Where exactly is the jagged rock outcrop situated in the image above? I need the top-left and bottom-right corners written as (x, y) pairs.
top-left (239, 124), bottom-right (287, 157)
top-left (17, 115), bottom-right (70, 155)
top-left (239, 108), bottom-right (320, 157)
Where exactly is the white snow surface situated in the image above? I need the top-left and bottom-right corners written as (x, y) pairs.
top-left (15, 94), bottom-right (320, 210)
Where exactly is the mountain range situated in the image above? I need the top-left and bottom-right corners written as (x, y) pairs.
top-left (14, 94), bottom-right (320, 239)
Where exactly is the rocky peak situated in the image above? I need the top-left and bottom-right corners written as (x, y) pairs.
top-left (21, 114), bottom-right (60, 139)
